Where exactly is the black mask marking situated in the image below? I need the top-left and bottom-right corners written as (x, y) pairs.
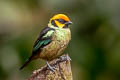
top-left (51, 20), bottom-right (57, 27)
top-left (63, 24), bottom-right (69, 28)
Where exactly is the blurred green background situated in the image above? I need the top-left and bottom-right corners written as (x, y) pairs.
top-left (0, 0), bottom-right (120, 80)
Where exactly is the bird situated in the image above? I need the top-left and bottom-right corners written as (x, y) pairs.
top-left (20, 14), bottom-right (72, 70)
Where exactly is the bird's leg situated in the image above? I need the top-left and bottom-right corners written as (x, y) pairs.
top-left (46, 61), bottom-right (56, 72)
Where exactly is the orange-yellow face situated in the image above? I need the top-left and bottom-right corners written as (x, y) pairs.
top-left (49, 14), bottom-right (72, 28)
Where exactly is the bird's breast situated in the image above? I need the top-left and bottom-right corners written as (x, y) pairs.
top-left (40, 28), bottom-right (71, 60)
top-left (54, 28), bottom-right (71, 42)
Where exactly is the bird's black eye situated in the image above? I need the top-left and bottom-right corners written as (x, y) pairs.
top-left (56, 19), bottom-right (66, 24)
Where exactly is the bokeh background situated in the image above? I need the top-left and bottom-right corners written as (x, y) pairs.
top-left (0, 0), bottom-right (120, 80)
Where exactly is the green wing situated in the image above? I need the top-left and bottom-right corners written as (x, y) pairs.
top-left (33, 39), bottom-right (51, 51)
top-left (32, 27), bottom-right (55, 53)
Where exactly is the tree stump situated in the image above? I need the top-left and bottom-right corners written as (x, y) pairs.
top-left (28, 54), bottom-right (73, 80)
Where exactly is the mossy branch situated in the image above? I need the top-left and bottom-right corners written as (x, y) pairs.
top-left (28, 54), bottom-right (73, 80)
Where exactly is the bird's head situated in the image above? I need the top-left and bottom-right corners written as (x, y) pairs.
top-left (48, 14), bottom-right (72, 28)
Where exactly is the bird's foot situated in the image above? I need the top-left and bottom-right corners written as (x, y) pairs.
top-left (46, 61), bottom-right (56, 72)
top-left (59, 55), bottom-right (72, 62)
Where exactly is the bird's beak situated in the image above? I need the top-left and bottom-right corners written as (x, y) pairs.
top-left (65, 21), bottom-right (72, 25)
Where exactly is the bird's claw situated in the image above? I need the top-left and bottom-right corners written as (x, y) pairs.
top-left (59, 55), bottom-right (72, 61)
top-left (46, 61), bottom-right (56, 72)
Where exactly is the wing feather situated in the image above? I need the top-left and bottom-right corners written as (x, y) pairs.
top-left (32, 27), bottom-right (55, 53)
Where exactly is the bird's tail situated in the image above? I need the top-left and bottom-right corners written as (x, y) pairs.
top-left (19, 56), bottom-right (32, 70)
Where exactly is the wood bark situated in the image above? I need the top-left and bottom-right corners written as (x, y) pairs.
top-left (28, 54), bottom-right (73, 80)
